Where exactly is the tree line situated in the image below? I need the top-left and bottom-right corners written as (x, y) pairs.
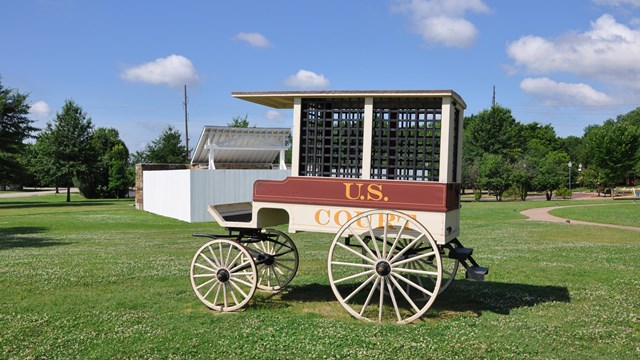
top-left (463, 105), bottom-right (640, 201)
top-left (1, 78), bottom-right (639, 202)
top-left (0, 79), bottom-right (187, 202)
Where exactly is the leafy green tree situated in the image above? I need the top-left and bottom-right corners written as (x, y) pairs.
top-left (464, 105), bottom-right (521, 161)
top-left (228, 114), bottom-right (251, 128)
top-left (0, 79), bottom-right (37, 189)
top-left (38, 100), bottom-right (94, 202)
top-left (510, 159), bottom-right (533, 201)
top-left (478, 153), bottom-right (512, 201)
top-left (77, 127), bottom-right (129, 198)
top-left (532, 151), bottom-right (570, 201)
top-left (108, 144), bottom-right (130, 198)
top-left (583, 120), bottom-right (640, 191)
top-left (143, 125), bottom-right (187, 163)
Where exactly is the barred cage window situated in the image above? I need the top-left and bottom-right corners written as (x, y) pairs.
top-left (299, 98), bottom-right (365, 177)
top-left (370, 98), bottom-right (442, 181)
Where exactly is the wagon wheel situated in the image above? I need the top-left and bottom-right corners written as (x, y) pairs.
top-left (190, 239), bottom-right (258, 311)
top-left (362, 239), bottom-right (458, 295)
top-left (328, 210), bottom-right (442, 324)
top-left (244, 229), bottom-right (299, 292)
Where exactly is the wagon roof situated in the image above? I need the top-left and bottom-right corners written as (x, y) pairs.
top-left (232, 90), bottom-right (466, 109)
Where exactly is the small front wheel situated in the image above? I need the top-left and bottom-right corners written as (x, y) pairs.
top-left (190, 239), bottom-right (258, 311)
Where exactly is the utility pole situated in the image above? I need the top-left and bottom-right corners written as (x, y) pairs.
top-left (492, 85), bottom-right (496, 107)
top-left (183, 84), bottom-right (189, 162)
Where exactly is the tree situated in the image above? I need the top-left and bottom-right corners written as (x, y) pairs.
top-left (464, 105), bottom-right (521, 161)
top-left (143, 125), bottom-right (187, 163)
top-left (583, 120), bottom-right (640, 191)
top-left (478, 153), bottom-right (512, 201)
top-left (76, 127), bottom-right (129, 198)
top-left (108, 144), bottom-right (130, 198)
top-left (0, 79), bottom-right (37, 189)
top-left (510, 159), bottom-right (533, 201)
top-left (38, 100), bottom-right (94, 202)
top-left (228, 114), bottom-right (251, 128)
top-left (532, 151), bottom-right (570, 201)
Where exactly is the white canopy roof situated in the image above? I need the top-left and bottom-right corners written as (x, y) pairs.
top-left (191, 126), bottom-right (290, 169)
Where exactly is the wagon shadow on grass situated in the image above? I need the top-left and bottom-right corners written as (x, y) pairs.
top-left (0, 227), bottom-right (73, 250)
top-left (274, 280), bottom-right (570, 318)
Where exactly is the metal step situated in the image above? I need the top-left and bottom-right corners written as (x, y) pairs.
top-left (449, 246), bottom-right (473, 261)
top-left (465, 266), bottom-right (489, 281)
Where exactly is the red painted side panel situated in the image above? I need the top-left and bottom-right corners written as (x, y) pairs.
top-left (253, 177), bottom-right (460, 212)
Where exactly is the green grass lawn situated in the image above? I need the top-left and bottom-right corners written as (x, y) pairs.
top-left (550, 202), bottom-right (640, 227)
top-left (1, 195), bottom-right (638, 358)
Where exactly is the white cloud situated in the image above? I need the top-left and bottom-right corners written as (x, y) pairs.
top-left (520, 77), bottom-right (614, 106)
top-left (593, 0), bottom-right (640, 7)
top-left (29, 100), bottom-right (51, 118)
top-left (392, 0), bottom-right (490, 47)
top-left (507, 14), bottom-right (640, 90)
top-left (120, 54), bottom-right (199, 87)
top-left (284, 70), bottom-right (330, 89)
top-left (265, 110), bottom-right (283, 121)
top-left (234, 32), bottom-right (271, 48)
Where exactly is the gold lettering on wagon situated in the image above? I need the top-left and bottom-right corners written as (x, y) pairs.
top-left (343, 183), bottom-right (389, 202)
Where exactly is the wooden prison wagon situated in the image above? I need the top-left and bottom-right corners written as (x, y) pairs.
top-left (190, 90), bottom-right (488, 324)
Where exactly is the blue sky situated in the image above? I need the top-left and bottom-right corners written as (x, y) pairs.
top-left (3, 0), bottom-right (640, 152)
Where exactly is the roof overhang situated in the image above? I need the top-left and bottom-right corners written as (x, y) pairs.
top-left (232, 90), bottom-right (466, 109)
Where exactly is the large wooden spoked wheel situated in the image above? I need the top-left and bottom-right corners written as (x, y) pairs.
top-left (328, 210), bottom-right (442, 324)
top-left (190, 239), bottom-right (258, 311)
top-left (243, 229), bottom-right (299, 292)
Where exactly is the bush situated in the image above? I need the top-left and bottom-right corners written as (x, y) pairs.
top-left (503, 186), bottom-right (520, 201)
top-left (555, 187), bottom-right (572, 199)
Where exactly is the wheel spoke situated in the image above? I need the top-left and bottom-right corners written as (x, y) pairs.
top-left (196, 253), bottom-right (218, 271)
top-left (385, 278), bottom-right (402, 322)
top-left (207, 245), bottom-right (220, 267)
top-left (348, 229), bottom-right (379, 261)
top-left (392, 251), bottom-right (436, 267)
top-left (391, 272), bottom-right (434, 297)
top-left (231, 277), bottom-right (256, 288)
top-left (344, 273), bottom-right (377, 302)
top-left (193, 273), bottom-right (216, 278)
top-left (385, 219), bottom-right (408, 261)
top-left (202, 281), bottom-right (219, 300)
top-left (359, 276), bottom-right (379, 316)
top-left (378, 277), bottom-right (385, 322)
top-left (331, 261), bottom-right (374, 269)
top-left (194, 261), bottom-right (216, 273)
top-left (393, 267), bottom-right (439, 277)
top-left (382, 213), bottom-right (389, 258)
top-left (229, 278), bottom-right (249, 299)
top-left (389, 275), bottom-right (421, 313)
top-left (334, 269), bottom-right (375, 285)
top-left (389, 234), bottom-right (426, 263)
top-left (365, 216), bottom-right (381, 258)
top-left (195, 276), bottom-right (218, 290)
top-left (336, 241), bottom-right (376, 264)
top-left (228, 282), bottom-right (240, 306)
top-left (229, 260), bottom-right (252, 273)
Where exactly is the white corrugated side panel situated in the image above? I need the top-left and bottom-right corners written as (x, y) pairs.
top-left (189, 169), bottom-right (290, 222)
top-left (143, 170), bottom-right (192, 222)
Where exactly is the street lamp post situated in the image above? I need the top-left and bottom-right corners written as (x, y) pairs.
top-left (568, 161), bottom-right (573, 191)
top-left (578, 163), bottom-right (582, 190)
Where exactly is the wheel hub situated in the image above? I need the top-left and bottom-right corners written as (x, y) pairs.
top-left (256, 253), bottom-right (275, 266)
top-left (375, 261), bottom-right (392, 277)
top-left (216, 268), bottom-right (230, 282)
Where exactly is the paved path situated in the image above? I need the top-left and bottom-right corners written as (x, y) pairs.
top-left (521, 204), bottom-right (640, 232)
top-left (0, 188), bottom-right (79, 199)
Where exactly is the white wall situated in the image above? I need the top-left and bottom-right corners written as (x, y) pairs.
top-left (143, 169), bottom-right (290, 223)
top-left (143, 170), bottom-right (192, 222)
